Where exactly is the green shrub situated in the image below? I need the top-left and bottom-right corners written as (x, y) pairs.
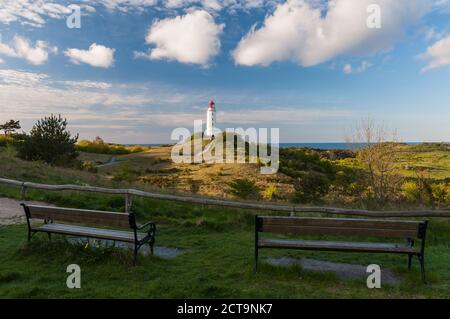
top-left (292, 171), bottom-right (330, 203)
top-left (2, 143), bottom-right (17, 159)
top-left (227, 179), bottom-right (260, 200)
top-left (112, 164), bottom-right (139, 182)
top-left (17, 114), bottom-right (78, 165)
top-left (76, 138), bottom-right (145, 155)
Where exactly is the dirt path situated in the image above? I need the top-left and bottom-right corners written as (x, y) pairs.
top-left (0, 198), bottom-right (52, 225)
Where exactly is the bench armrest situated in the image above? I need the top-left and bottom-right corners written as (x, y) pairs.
top-left (136, 221), bottom-right (155, 230)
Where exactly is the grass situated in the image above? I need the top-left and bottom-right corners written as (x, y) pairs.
top-left (1, 145), bottom-right (450, 298)
top-left (1, 188), bottom-right (450, 298)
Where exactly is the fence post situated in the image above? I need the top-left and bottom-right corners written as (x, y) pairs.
top-left (290, 210), bottom-right (295, 217)
top-left (20, 184), bottom-right (27, 201)
top-left (125, 193), bottom-right (133, 213)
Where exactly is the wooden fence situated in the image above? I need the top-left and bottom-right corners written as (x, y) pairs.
top-left (1, 177), bottom-right (449, 218)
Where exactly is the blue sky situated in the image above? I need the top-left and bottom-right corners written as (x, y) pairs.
top-left (1, 0), bottom-right (450, 143)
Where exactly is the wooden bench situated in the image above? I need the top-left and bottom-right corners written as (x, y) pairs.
top-left (21, 204), bottom-right (156, 264)
top-left (254, 216), bottom-right (429, 283)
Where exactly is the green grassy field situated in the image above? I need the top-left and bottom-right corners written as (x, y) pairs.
top-left (1, 189), bottom-right (450, 299)
top-left (1, 146), bottom-right (450, 298)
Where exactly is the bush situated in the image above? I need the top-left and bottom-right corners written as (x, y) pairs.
top-left (227, 179), bottom-right (260, 200)
top-left (431, 183), bottom-right (450, 207)
top-left (76, 138), bottom-right (145, 155)
top-left (401, 181), bottom-right (421, 203)
top-left (292, 171), bottom-right (330, 203)
top-left (2, 143), bottom-right (17, 159)
top-left (81, 161), bottom-right (98, 173)
top-left (18, 115), bottom-right (79, 165)
top-left (262, 185), bottom-right (278, 200)
top-left (112, 164), bottom-right (139, 182)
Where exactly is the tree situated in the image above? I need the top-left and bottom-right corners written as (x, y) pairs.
top-left (0, 120), bottom-right (21, 135)
top-left (349, 117), bottom-right (402, 206)
top-left (292, 171), bottom-right (330, 203)
top-left (18, 114), bottom-right (79, 165)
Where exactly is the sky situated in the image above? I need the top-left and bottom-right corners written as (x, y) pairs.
top-left (1, 0), bottom-right (450, 143)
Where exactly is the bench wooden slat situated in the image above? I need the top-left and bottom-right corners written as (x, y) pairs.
top-left (26, 205), bottom-right (130, 228)
top-left (261, 224), bottom-right (418, 238)
top-left (37, 224), bottom-right (146, 242)
top-left (258, 239), bottom-right (418, 254)
top-left (260, 216), bottom-right (421, 231)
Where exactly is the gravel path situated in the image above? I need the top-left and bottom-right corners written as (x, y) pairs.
top-left (264, 257), bottom-right (401, 285)
top-left (0, 198), bottom-right (53, 225)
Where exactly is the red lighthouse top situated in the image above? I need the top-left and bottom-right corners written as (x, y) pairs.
top-left (208, 100), bottom-right (215, 110)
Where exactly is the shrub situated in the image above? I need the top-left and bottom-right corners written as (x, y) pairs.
top-left (112, 164), bottom-right (139, 182)
top-left (227, 179), bottom-right (260, 200)
top-left (262, 185), bottom-right (278, 200)
top-left (292, 171), bottom-right (330, 203)
top-left (401, 181), bottom-right (421, 203)
top-left (76, 138), bottom-right (145, 155)
top-left (431, 183), bottom-right (450, 207)
top-left (2, 143), bottom-right (17, 159)
top-left (18, 114), bottom-right (79, 165)
top-left (81, 161), bottom-right (98, 173)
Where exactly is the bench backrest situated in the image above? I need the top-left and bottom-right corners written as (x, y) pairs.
top-left (256, 216), bottom-right (427, 239)
top-left (22, 204), bottom-right (133, 229)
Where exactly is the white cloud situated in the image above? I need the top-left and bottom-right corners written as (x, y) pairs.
top-left (0, 69), bottom-right (49, 86)
top-left (0, 1), bottom-right (96, 27)
top-left (232, 0), bottom-right (430, 67)
top-left (61, 80), bottom-right (113, 90)
top-left (64, 43), bottom-right (115, 68)
top-left (92, 0), bottom-right (158, 12)
top-left (218, 107), bottom-right (353, 125)
top-left (0, 58), bottom-right (3, 64)
top-left (343, 61), bottom-right (372, 74)
top-left (0, 35), bottom-right (57, 65)
top-left (420, 35), bottom-right (450, 72)
top-left (136, 10), bottom-right (224, 66)
top-left (94, 0), bottom-right (273, 12)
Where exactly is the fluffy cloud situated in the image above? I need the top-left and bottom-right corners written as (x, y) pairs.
top-left (0, 35), bottom-right (57, 65)
top-left (136, 10), bottom-right (224, 66)
top-left (233, 0), bottom-right (430, 67)
top-left (420, 35), bottom-right (450, 72)
top-left (64, 43), bottom-right (115, 68)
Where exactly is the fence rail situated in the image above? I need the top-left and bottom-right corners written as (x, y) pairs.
top-left (1, 177), bottom-right (450, 218)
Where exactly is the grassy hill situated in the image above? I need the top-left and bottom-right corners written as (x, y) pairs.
top-left (1, 143), bottom-right (450, 298)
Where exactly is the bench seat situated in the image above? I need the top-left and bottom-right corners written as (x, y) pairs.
top-left (37, 224), bottom-right (147, 242)
top-left (259, 239), bottom-right (418, 254)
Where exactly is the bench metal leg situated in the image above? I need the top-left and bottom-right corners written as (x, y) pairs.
top-left (47, 232), bottom-right (52, 241)
top-left (254, 246), bottom-right (258, 273)
top-left (418, 254), bottom-right (427, 284)
top-left (133, 244), bottom-right (139, 266)
top-left (408, 254), bottom-right (413, 271)
top-left (148, 242), bottom-right (154, 255)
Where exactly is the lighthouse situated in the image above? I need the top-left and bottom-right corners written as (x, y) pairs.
top-left (205, 100), bottom-right (216, 137)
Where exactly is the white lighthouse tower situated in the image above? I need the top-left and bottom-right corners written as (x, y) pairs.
top-left (205, 99), bottom-right (216, 137)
